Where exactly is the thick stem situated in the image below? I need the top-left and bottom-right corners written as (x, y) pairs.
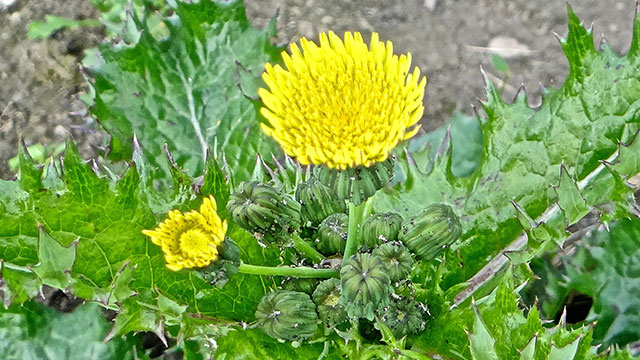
top-left (237, 264), bottom-right (339, 278)
top-left (291, 233), bottom-right (325, 263)
top-left (342, 201), bottom-right (367, 264)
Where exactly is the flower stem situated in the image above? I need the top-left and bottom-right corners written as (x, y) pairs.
top-left (291, 233), bottom-right (325, 263)
top-left (238, 264), bottom-right (339, 278)
top-left (342, 201), bottom-right (367, 264)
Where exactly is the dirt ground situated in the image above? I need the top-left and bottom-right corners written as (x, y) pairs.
top-left (0, 0), bottom-right (635, 179)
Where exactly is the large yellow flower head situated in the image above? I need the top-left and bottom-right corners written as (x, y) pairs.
top-left (142, 196), bottom-right (228, 271)
top-left (259, 31), bottom-right (426, 170)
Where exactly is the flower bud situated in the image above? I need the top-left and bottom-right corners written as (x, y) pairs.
top-left (312, 278), bottom-right (348, 327)
top-left (317, 213), bottom-right (348, 256)
top-left (282, 277), bottom-right (319, 295)
top-left (314, 158), bottom-right (394, 205)
top-left (255, 290), bottom-right (318, 341)
top-left (378, 297), bottom-right (424, 338)
top-left (340, 253), bottom-right (391, 321)
top-left (399, 204), bottom-right (462, 260)
top-left (372, 242), bottom-right (414, 282)
top-left (362, 212), bottom-right (403, 248)
top-left (295, 177), bottom-right (346, 226)
top-left (227, 181), bottom-right (301, 236)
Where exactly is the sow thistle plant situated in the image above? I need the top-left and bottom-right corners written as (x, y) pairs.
top-left (3, 0), bottom-right (640, 359)
top-left (143, 30), bottom-right (459, 341)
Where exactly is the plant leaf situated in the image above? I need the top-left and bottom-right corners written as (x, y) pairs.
top-left (0, 301), bottom-right (145, 359)
top-left (560, 218), bottom-right (640, 348)
top-left (376, 4), bottom-right (640, 296)
top-left (87, 0), bottom-right (281, 182)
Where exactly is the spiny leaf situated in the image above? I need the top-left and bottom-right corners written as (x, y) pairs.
top-left (32, 226), bottom-right (75, 290)
top-left (468, 301), bottom-right (499, 360)
top-left (375, 3), bottom-right (640, 296)
top-left (554, 164), bottom-right (590, 227)
top-left (0, 301), bottom-right (144, 359)
top-left (87, 0), bottom-right (281, 182)
top-left (606, 129), bottom-right (640, 178)
top-left (412, 276), bottom-right (595, 359)
top-left (555, 218), bottom-right (640, 349)
top-left (1, 138), bottom-right (281, 328)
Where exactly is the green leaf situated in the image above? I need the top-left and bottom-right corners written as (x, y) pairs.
top-left (32, 226), bottom-right (76, 289)
top-left (0, 264), bottom-right (41, 306)
top-left (0, 301), bottom-right (145, 360)
top-left (468, 302), bottom-right (499, 360)
top-left (1, 137), bottom-right (281, 330)
top-left (28, 15), bottom-right (100, 39)
top-left (560, 218), bottom-right (640, 348)
top-left (491, 54), bottom-right (510, 75)
top-left (403, 111), bottom-right (483, 178)
top-left (87, 0), bottom-right (281, 182)
top-left (411, 276), bottom-right (595, 359)
top-left (548, 337), bottom-right (581, 360)
top-left (554, 164), bottom-right (590, 226)
top-left (606, 129), bottom-right (640, 178)
top-left (215, 328), bottom-right (330, 359)
top-left (375, 4), bottom-right (640, 296)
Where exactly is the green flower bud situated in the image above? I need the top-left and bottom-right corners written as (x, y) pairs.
top-left (255, 290), bottom-right (318, 341)
top-left (314, 158), bottom-right (394, 205)
top-left (399, 204), bottom-right (462, 260)
top-left (340, 253), bottom-right (391, 321)
top-left (317, 213), bottom-right (348, 256)
top-left (362, 212), bottom-right (403, 248)
top-left (372, 243), bottom-right (414, 282)
top-left (282, 277), bottom-right (319, 295)
top-left (378, 297), bottom-right (425, 338)
top-left (227, 181), bottom-right (301, 236)
top-left (312, 278), bottom-right (348, 327)
top-left (295, 177), bottom-right (346, 226)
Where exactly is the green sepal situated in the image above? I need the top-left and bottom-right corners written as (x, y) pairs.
top-left (282, 277), bottom-right (319, 296)
top-left (317, 213), bottom-right (348, 256)
top-left (312, 278), bottom-right (348, 327)
top-left (377, 297), bottom-right (425, 339)
top-left (314, 158), bottom-right (394, 205)
top-left (372, 242), bottom-right (414, 282)
top-left (226, 181), bottom-right (301, 238)
top-left (399, 203), bottom-right (462, 260)
top-left (361, 212), bottom-right (403, 248)
top-left (295, 177), bottom-right (346, 226)
top-left (340, 253), bottom-right (392, 321)
top-left (254, 290), bottom-right (319, 341)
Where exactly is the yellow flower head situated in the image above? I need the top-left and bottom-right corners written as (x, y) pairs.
top-left (142, 196), bottom-right (228, 271)
top-left (259, 31), bottom-right (426, 170)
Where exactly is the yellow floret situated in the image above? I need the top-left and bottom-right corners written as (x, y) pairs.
top-left (259, 31), bottom-right (426, 170)
top-left (142, 196), bottom-right (228, 271)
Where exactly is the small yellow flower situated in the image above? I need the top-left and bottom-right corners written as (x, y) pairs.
top-left (259, 31), bottom-right (426, 170)
top-left (142, 196), bottom-right (228, 271)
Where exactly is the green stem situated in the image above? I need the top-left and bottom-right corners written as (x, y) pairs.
top-left (238, 264), bottom-right (339, 278)
top-left (291, 233), bottom-right (325, 263)
top-left (342, 201), bottom-right (367, 264)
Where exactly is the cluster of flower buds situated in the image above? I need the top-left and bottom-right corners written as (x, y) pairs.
top-left (229, 166), bottom-right (461, 343)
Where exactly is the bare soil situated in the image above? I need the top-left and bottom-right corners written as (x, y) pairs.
top-left (0, 0), bottom-right (635, 179)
